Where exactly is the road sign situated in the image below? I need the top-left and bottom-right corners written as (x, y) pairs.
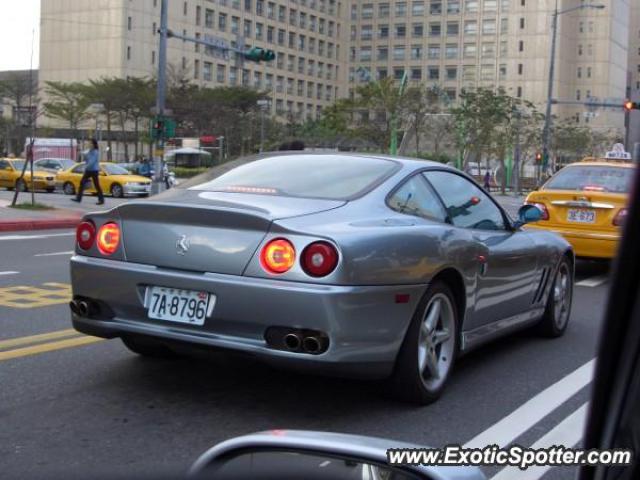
top-left (150, 115), bottom-right (176, 140)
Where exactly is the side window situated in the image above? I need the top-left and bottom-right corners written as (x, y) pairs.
top-left (0, 160), bottom-right (9, 170)
top-left (424, 171), bottom-right (506, 231)
top-left (72, 165), bottom-right (85, 174)
top-left (388, 174), bottom-right (447, 222)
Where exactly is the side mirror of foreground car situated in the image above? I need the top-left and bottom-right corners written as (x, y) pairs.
top-left (514, 204), bottom-right (543, 229)
top-left (189, 430), bottom-right (486, 480)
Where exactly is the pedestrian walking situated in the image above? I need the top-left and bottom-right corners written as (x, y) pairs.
top-left (72, 139), bottom-right (104, 205)
top-left (483, 170), bottom-right (491, 192)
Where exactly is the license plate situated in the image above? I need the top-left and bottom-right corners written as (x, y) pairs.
top-left (567, 209), bottom-right (596, 223)
top-left (144, 286), bottom-right (215, 325)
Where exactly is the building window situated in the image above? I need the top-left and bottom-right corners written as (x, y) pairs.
top-left (396, 2), bottom-right (407, 16)
top-left (127, 16), bottom-right (132, 31)
top-left (219, 14), bottom-right (227, 31)
top-left (481, 43), bottom-right (495, 57)
top-left (377, 47), bottom-right (389, 60)
top-left (517, 86), bottom-right (522, 98)
top-left (430, 1), bottom-right (442, 14)
top-left (465, 0), bottom-right (478, 13)
top-left (183, 1), bottom-right (187, 15)
top-left (518, 63), bottom-right (523, 74)
top-left (217, 64), bottom-right (226, 83)
top-left (482, 19), bottom-right (496, 35)
top-left (152, 22), bottom-right (157, 35)
top-left (428, 44), bottom-right (441, 59)
top-left (484, 0), bottom-right (497, 12)
top-left (379, 24), bottom-right (390, 38)
top-left (463, 43), bottom-right (477, 58)
top-left (411, 45), bottom-right (422, 59)
top-left (379, 2), bottom-right (390, 16)
top-left (519, 18), bottom-right (525, 29)
top-left (413, 1), bottom-right (426, 15)
top-left (428, 66), bottom-right (440, 80)
top-left (448, 1), bottom-right (461, 14)
top-left (464, 21), bottom-right (477, 35)
top-left (127, 46), bottom-right (131, 60)
top-left (203, 62), bottom-right (212, 81)
top-left (205, 9), bottom-right (214, 28)
top-left (194, 59), bottom-right (200, 79)
top-left (394, 68), bottom-right (405, 80)
top-left (152, 50), bottom-right (156, 65)
top-left (393, 45), bottom-right (406, 60)
top-left (396, 24), bottom-right (406, 38)
top-left (411, 68), bottom-right (422, 80)
top-left (518, 40), bottom-right (524, 52)
top-left (499, 64), bottom-right (506, 79)
top-left (196, 6), bottom-right (201, 25)
top-left (430, 23), bottom-right (442, 36)
top-left (446, 66), bottom-right (457, 80)
top-left (577, 67), bottom-right (582, 78)
top-left (445, 44), bottom-right (458, 59)
top-left (447, 22), bottom-right (459, 35)
top-left (413, 23), bottom-right (423, 37)
top-left (362, 3), bottom-right (373, 18)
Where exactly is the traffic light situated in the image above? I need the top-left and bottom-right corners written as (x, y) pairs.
top-left (623, 100), bottom-right (640, 112)
top-left (535, 152), bottom-right (543, 164)
top-left (243, 47), bottom-right (276, 63)
top-left (151, 118), bottom-right (165, 140)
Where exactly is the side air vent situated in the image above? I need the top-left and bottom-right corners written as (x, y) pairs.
top-left (532, 268), bottom-right (550, 304)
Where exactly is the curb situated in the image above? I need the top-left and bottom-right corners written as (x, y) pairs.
top-left (0, 218), bottom-right (81, 232)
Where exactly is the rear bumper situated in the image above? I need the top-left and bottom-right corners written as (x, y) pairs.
top-left (526, 224), bottom-right (619, 259)
top-left (70, 255), bottom-right (427, 379)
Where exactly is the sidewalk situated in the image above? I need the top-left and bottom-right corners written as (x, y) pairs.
top-left (0, 191), bottom-right (127, 232)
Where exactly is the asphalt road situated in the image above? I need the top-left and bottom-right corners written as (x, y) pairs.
top-left (0, 223), bottom-right (611, 480)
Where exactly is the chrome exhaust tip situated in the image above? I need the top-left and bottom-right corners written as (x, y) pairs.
top-left (283, 333), bottom-right (302, 351)
top-left (69, 300), bottom-right (81, 315)
top-left (77, 300), bottom-right (90, 317)
top-left (302, 336), bottom-right (322, 354)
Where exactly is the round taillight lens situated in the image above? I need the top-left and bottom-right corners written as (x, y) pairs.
top-left (76, 221), bottom-right (96, 250)
top-left (96, 222), bottom-right (121, 256)
top-left (260, 238), bottom-right (296, 274)
top-left (301, 241), bottom-right (339, 277)
top-left (613, 208), bottom-right (628, 227)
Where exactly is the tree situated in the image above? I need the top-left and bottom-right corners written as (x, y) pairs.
top-left (0, 70), bottom-right (38, 155)
top-left (43, 81), bottom-right (92, 149)
top-left (401, 85), bottom-right (449, 156)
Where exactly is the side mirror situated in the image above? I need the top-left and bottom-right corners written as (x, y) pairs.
top-left (514, 204), bottom-right (543, 229)
top-left (189, 431), bottom-right (485, 480)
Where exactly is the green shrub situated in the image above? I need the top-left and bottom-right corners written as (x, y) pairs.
top-left (172, 167), bottom-right (210, 178)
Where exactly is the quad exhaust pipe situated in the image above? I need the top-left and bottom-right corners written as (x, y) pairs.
top-left (265, 327), bottom-right (329, 355)
top-left (283, 333), bottom-right (302, 351)
top-left (302, 336), bottom-right (322, 354)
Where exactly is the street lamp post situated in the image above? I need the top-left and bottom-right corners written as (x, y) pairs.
top-left (257, 99), bottom-right (270, 153)
top-left (541, 2), bottom-right (605, 185)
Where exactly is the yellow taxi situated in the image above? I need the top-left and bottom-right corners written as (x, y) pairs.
top-left (524, 157), bottom-right (634, 259)
top-left (56, 162), bottom-right (152, 198)
top-left (0, 158), bottom-right (57, 192)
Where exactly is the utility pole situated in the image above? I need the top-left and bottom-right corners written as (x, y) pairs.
top-left (513, 108), bottom-right (521, 197)
top-left (541, 2), bottom-right (605, 186)
top-left (153, 0), bottom-right (169, 194)
top-left (257, 99), bottom-right (269, 153)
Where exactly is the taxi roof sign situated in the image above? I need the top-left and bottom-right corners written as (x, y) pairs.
top-left (604, 143), bottom-right (632, 160)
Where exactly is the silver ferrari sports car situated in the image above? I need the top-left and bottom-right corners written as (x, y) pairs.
top-left (70, 153), bottom-right (574, 404)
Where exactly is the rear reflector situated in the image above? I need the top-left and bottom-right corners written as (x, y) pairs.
top-left (96, 223), bottom-right (121, 256)
top-left (76, 221), bottom-right (96, 250)
top-left (301, 241), bottom-right (339, 277)
top-left (260, 238), bottom-right (296, 274)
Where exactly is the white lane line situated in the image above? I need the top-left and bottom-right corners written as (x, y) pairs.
top-left (576, 275), bottom-right (608, 288)
top-left (0, 271), bottom-right (19, 276)
top-left (0, 232), bottom-right (74, 241)
top-left (490, 403), bottom-right (588, 480)
top-left (464, 359), bottom-right (594, 449)
top-left (34, 251), bottom-right (75, 257)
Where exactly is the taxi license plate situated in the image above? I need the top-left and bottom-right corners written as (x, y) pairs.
top-left (144, 287), bottom-right (214, 325)
top-left (567, 209), bottom-right (596, 224)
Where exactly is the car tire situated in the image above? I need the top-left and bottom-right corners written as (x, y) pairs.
top-left (390, 281), bottom-right (460, 405)
top-left (111, 183), bottom-right (124, 198)
top-left (121, 336), bottom-right (177, 358)
top-left (15, 179), bottom-right (27, 192)
top-left (537, 256), bottom-right (573, 338)
top-left (63, 182), bottom-right (76, 195)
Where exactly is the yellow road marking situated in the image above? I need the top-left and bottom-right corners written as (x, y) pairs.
top-left (0, 328), bottom-right (79, 350)
top-left (0, 336), bottom-right (104, 361)
top-left (0, 283), bottom-right (72, 309)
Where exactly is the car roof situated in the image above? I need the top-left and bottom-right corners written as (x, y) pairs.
top-left (575, 158), bottom-right (636, 168)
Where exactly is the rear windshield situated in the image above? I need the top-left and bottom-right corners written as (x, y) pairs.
top-left (193, 155), bottom-right (399, 200)
top-left (544, 165), bottom-right (633, 194)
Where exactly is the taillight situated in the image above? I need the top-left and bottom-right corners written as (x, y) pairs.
top-left (613, 208), bottom-right (628, 227)
top-left (260, 238), bottom-right (296, 274)
top-left (96, 222), bottom-right (121, 255)
top-left (301, 241), bottom-right (339, 277)
top-left (76, 221), bottom-right (96, 250)
top-left (526, 202), bottom-right (549, 220)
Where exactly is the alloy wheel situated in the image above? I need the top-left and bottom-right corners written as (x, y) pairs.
top-left (553, 263), bottom-right (572, 330)
top-left (417, 293), bottom-right (456, 391)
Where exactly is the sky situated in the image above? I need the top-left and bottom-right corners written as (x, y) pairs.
top-left (0, 0), bottom-right (40, 71)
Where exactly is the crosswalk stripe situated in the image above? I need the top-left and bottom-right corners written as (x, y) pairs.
top-left (576, 275), bottom-right (608, 288)
top-left (490, 403), bottom-right (589, 480)
top-left (464, 359), bottom-right (594, 449)
top-left (0, 336), bottom-right (104, 361)
top-left (0, 329), bottom-right (80, 350)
